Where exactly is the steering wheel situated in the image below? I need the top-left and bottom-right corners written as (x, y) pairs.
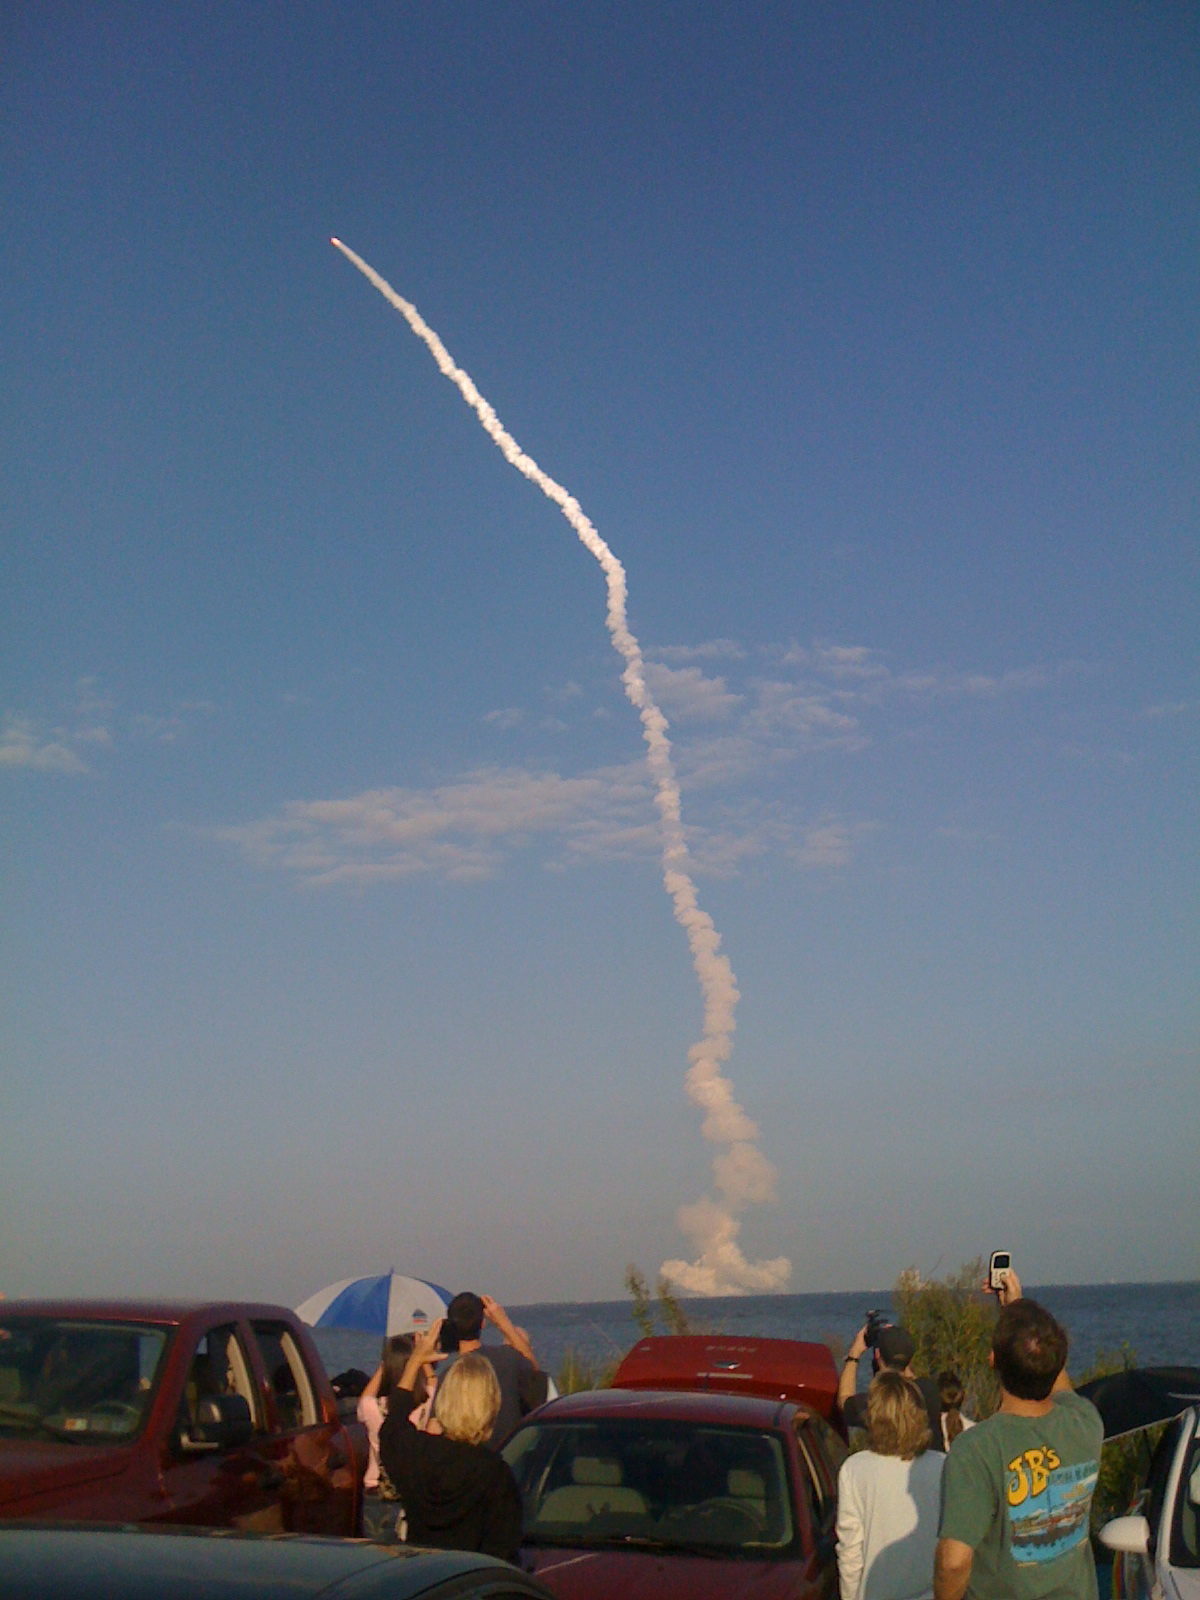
top-left (693, 1497), bottom-right (769, 1535)
top-left (86, 1400), bottom-right (142, 1428)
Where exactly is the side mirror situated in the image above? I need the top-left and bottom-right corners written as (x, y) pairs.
top-left (182, 1393), bottom-right (254, 1452)
top-left (1099, 1515), bottom-right (1151, 1556)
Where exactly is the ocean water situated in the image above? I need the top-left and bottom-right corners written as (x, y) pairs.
top-left (309, 1279), bottom-right (1199, 1385)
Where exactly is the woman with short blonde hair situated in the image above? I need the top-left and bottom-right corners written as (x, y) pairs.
top-left (866, 1369), bottom-right (934, 1459)
top-left (837, 1370), bottom-right (944, 1598)
top-left (434, 1353), bottom-right (501, 1448)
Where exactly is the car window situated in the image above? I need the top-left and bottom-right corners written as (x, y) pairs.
top-left (181, 1324), bottom-right (261, 1437)
top-left (0, 1316), bottom-right (168, 1444)
top-left (796, 1411), bottom-right (846, 1497)
top-left (1145, 1418), bottom-right (1183, 1547)
top-left (1169, 1437), bottom-right (1200, 1569)
top-left (251, 1322), bottom-right (319, 1431)
top-left (503, 1417), bottom-right (797, 1559)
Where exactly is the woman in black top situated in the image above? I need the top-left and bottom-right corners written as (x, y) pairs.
top-left (378, 1320), bottom-right (523, 1563)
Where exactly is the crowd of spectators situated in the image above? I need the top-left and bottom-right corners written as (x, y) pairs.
top-left (833, 1267), bottom-right (1102, 1600)
top-left (356, 1268), bottom-right (1104, 1600)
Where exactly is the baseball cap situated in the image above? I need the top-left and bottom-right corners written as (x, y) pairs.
top-left (877, 1325), bottom-right (916, 1368)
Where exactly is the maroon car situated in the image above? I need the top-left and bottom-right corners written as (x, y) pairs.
top-left (501, 1336), bottom-right (846, 1599)
top-left (0, 1300), bottom-right (364, 1534)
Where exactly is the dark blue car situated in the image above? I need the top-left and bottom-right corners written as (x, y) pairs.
top-left (0, 1523), bottom-right (555, 1599)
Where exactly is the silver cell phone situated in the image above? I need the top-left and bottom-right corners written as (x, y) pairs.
top-left (988, 1251), bottom-right (1011, 1292)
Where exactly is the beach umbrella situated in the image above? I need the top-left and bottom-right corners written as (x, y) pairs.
top-left (296, 1272), bottom-right (452, 1339)
top-left (1076, 1367), bottom-right (1200, 1440)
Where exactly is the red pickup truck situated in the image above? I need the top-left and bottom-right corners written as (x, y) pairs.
top-left (0, 1300), bottom-right (365, 1533)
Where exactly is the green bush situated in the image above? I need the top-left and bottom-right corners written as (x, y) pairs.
top-left (625, 1265), bottom-right (695, 1337)
top-left (892, 1259), bottom-right (1000, 1418)
top-left (555, 1347), bottom-right (618, 1395)
top-left (1075, 1343), bottom-right (1161, 1540)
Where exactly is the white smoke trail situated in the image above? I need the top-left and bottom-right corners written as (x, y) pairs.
top-left (332, 238), bottom-right (790, 1295)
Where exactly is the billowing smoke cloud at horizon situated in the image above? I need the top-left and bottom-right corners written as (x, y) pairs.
top-left (331, 238), bottom-right (790, 1295)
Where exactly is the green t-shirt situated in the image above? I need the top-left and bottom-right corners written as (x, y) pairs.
top-left (939, 1390), bottom-right (1103, 1600)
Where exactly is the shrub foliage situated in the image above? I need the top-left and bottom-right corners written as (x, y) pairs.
top-left (892, 1258), bottom-right (1000, 1418)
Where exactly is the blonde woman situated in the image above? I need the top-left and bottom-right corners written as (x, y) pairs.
top-left (378, 1320), bottom-right (522, 1562)
top-left (836, 1370), bottom-right (945, 1600)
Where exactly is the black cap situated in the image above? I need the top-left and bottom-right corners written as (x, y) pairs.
top-left (877, 1325), bottom-right (916, 1368)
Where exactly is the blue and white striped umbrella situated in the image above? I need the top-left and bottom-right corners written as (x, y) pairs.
top-left (295, 1272), bottom-right (452, 1338)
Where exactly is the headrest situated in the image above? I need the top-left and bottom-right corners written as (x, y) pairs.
top-left (573, 1456), bottom-right (622, 1486)
top-left (728, 1469), bottom-right (766, 1499)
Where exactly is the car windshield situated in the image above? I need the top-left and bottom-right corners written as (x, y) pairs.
top-left (0, 1317), bottom-right (169, 1444)
top-left (502, 1417), bottom-right (797, 1559)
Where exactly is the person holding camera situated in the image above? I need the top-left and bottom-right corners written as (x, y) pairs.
top-left (435, 1291), bottom-right (548, 1449)
top-left (839, 1312), bottom-right (944, 1451)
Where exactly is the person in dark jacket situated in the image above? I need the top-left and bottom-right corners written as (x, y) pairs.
top-left (378, 1320), bottom-right (523, 1563)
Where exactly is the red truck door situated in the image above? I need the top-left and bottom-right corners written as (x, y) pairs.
top-left (246, 1319), bottom-right (357, 1536)
top-left (158, 1321), bottom-right (286, 1531)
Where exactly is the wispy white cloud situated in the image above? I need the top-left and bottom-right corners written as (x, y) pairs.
top-left (783, 642), bottom-right (889, 681)
top-left (131, 713), bottom-right (185, 743)
top-left (746, 680), bottom-right (864, 746)
top-left (0, 716), bottom-right (90, 774)
top-left (214, 759), bottom-right (873, 887)
top-left (129, 697), bottom-right (218, 744)
top-left (655, 639), bottom-right (747, 663)
top-left (3, 679), bottom-right (217, 772)
top-left (545, 680), bottom-right (583, 702)
top-left (214, 764), bottom-right (656, 886)
top-left (790, 818), bottom-right (879, 869)
top-left (895, 665), bottom-right (1050, 697)
top-left (645, 663), bottom-right (743, 723)
top-left (483, 707), bottom-right (524, 730)
top-left (782, 642), bottom-right (1054, 702)
top-left (209, 637), bottom-right (1059, 888)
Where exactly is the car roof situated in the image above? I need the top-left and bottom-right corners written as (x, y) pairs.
top-left (0, 1300), bottom-right (302, 1327)
top-left (0, 1524), bottom-right (551, 1599)
top-left (519, 1385), bottom-right (793, 1429)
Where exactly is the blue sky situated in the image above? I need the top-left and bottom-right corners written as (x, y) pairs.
top-left (3, 2), bottom-right (1197, 1306)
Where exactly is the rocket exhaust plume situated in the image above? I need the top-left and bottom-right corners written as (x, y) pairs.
top-left (332, 237), bottom-right (789, 1296)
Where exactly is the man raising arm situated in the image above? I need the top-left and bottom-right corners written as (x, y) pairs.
top-left (934, 1270), bottom-right (1102, 1600)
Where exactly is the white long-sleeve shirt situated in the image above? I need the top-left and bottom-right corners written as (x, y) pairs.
top-left (836, 1449), bottom-right (945, 1600)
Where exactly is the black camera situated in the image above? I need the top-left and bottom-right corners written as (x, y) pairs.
top-left (863, 1309), bottom-right (890, 1349)
top-left (437, 1321), bottom-right (460, 1355)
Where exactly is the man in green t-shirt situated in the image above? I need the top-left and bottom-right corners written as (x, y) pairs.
top-left (934, 1271), bottom-right (1103, 1600)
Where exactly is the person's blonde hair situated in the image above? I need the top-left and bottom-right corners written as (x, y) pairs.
top-left (865, 1370), bottom-right (932, 1460)
top-left (433, 1353), bottom-right (501, 1446)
